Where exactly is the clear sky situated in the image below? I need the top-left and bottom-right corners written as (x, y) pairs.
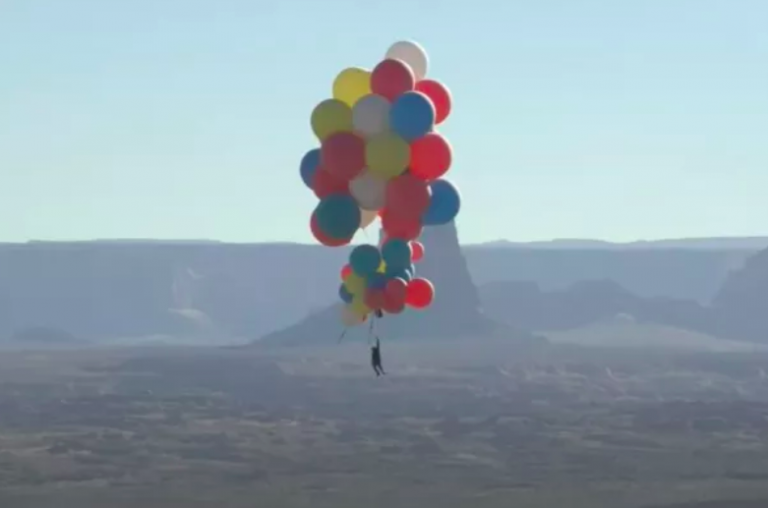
top-left (1, 0), bottom-right (766, 244)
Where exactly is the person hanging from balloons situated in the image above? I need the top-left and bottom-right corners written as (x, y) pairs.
top-left (336, 238), bottom-right (433, 375)
top-left (371, 337), bottom-right (385, 376)
top-left (299, 40), bottom-right (457, 373)
top-left (371, 310), bottom-right (386, 377)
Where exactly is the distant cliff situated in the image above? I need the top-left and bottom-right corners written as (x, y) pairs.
top-left (709, 248), bottom-right (768, 343)
top-left (0, 239), bottom-right (759, 343)
top-left (479, 279), bottom-right (713, 335)
top-left (259, 222), bottom-right (539, 345)
top-left (480, 246), bottom-right (768, 345)
top-left (466, 247), bottom-right (751, 303)
top-left (0, 243), bottom-right (347, 341)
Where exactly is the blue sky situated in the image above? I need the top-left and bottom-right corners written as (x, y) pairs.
top-left (1, 0), bottom-right (766, 244)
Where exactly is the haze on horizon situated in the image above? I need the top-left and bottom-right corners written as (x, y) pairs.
top-left (1, 0), bottom-right (766, 244)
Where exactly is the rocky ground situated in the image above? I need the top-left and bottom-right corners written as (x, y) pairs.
top-left (1, 341), bottom-right (768, 508)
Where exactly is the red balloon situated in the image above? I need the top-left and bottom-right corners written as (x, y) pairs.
top-left (410, 241), bottom-right (425, 262)
top-left (385, 173), bottom-right (431, 218)
top-left (311, 213), bottom-right (350, 247)
top-left (371, 59), bottom-right (415, 101)
top-left (321, 132), bottom-right (366, 181)
top-left (381, 293), bottom-right (405, 314)
top-left (415, 79), bottom-right (452, 124)
top-left (380, 208), bottom-right (423, 241)
top-left (406, 277), bottom-right (434, 309)
top-left (312, 167), bottom-right (348, 199)
top-left (365, 288), bottom-right (387, 310)
top-left (409, 133), bottom-right (452, 181)
top-left (385, 277), bottom-right (408, 303)
top-left (341, 264), bottom-right (352, 280)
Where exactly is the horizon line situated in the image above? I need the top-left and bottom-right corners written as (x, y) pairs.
top-left (4, 235), bottom-right (767, 248)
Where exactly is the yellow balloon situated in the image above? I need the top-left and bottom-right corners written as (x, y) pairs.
top-left (365, 132), bottom-right (410, 180)
top-left (377, 260), bottom-right (387, 273)
top-left (311, 99), bottom-right (353, 141)
top-left (333, 67), bottom-right (372, 108)
top-left (350, 296), bottom-right (371, 317)
top-left (343, 271), bottom-right (366, 296)
top-left (341, 304), bottom-right (365, 326)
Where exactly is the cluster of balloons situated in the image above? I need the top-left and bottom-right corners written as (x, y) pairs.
top-left (338, 238), bottom-right (434, 325)
top-left (299, 40), bottom-right (462, 326)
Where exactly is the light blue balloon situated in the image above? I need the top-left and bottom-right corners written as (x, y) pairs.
top-left (300, 148), bottom-right (320, 189)
top-left (338, 284), bottom-right (353, 303)
top-left (350, 244), bottom-right (382, 277)
top-left (381, 238), bottom-right (412, 272)
top-left (366, 272), bottom-right (387, 290)
top-left (315, 194), bottom-right (361, 240)
top-left (423, 179), bottom-right (461, 226)
top-left (389, 92), bottom-right (435, 142)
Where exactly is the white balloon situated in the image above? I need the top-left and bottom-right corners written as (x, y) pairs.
top-left (349, 170), bottom-right (386, 211)
top-left (385, 40), bottom-right (429, 81)
top-left (352, 94), bottom-right (390, 138)
top-left (341, 305), bottom-right (365, 326)
top-left (360, 208), bottom-right (378, 229)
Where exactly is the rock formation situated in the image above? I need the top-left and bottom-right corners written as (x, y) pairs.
top-left (479, 278), bottom-right (714, 334)
top-left (479, 246), bottom-right (768, 345)
top-left (0, 239), bottom-right (760, 345)
top-left (709, 248), bottom-right (768, 342)
top-left (0, 243), bottom-right (347, 341)
top-left (258, 222), bottom-right (540, 345)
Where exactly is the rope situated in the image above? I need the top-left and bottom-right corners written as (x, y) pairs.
top-left (367, 316), bottom-right (375, 345)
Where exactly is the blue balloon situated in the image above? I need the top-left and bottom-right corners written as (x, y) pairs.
top-left (350, 244), bottom-right (382, 277)
top-left (366, 272), bottom-right (387, 290)
top-left (423, 179), bottom-right (461, 226)
top-left (300, 148), bottom-right (320, 189)
top-left (381, 238), bottom-right (412, 271)
top-left (393, 268), bottom-right (413, 282)
top-left (384, 263), bottom-right (402, 279)
top-left (315, 194), bottom-right (361, 240)
top-left (389, 92), bottom-right (435, 142)
top-left (338, 284), bottom-right (353, 303)
top-left (386, 261), bottom-right (415, 282)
